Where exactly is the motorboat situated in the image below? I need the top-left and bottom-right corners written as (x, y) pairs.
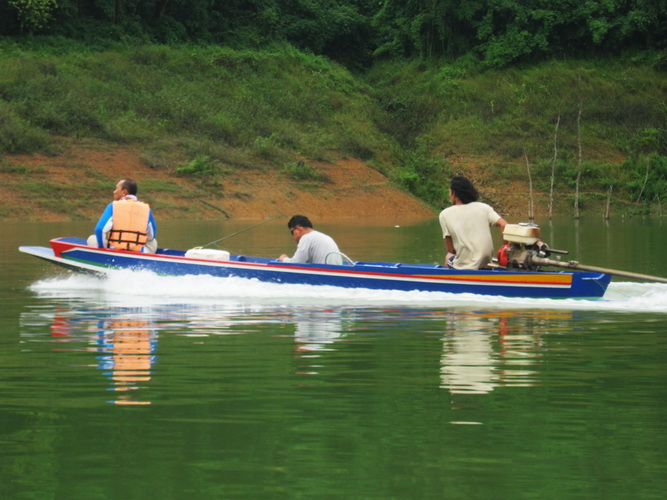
top-left (19, 234), bottom-right (613, 299)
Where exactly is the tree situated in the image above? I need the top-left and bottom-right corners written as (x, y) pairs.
top-left (549, 112), bottom-right (560, 219)
top-left (373, 0), bottom-right (476, 59)
top-left (9, 0), bottom-right (58, 32)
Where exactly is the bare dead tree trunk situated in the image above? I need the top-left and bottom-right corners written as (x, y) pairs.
top-left (574, 72), bottom-right (583, 219)
top-left (549, 112), bottom-right (560, 219)
top-left (524, 150), bottom-right (534, 221)
top-left (656, 194), bottom-right (663, 217)
top-left (604, 185), bottom-right (612, 220)
top-left (114, 0), bottom-right (123, 24)
top-left (159, 0), bottom-right (170, 18)
top-left (636, 159), bottom-right (650, 203)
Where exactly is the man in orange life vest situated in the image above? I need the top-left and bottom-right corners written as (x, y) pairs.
top-left (87, 178), bottom-right (158, 253)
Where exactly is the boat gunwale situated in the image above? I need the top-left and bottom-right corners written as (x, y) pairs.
top-left (48, 237), bottom-right (594, 284)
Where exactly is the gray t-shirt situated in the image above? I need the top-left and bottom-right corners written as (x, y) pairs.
top-left (439, 202), bottom-right (501, 269)
top-left (283, 230), bottom-right (342, 265)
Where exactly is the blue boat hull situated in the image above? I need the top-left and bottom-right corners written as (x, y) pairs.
top-left (18, 237), bottom-right (612, 299)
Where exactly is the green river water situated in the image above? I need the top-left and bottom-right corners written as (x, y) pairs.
top-left (1, 217), bottom-right (666, 499)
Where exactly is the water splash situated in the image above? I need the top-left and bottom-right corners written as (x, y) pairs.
top-left (29, 271), bottom-right (667, 313)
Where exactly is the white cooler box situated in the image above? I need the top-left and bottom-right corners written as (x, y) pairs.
top-left (184, 248), bottom-right (231, 261)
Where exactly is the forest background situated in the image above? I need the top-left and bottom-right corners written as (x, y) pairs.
top-left (1, 0), bottom-right (666, 220)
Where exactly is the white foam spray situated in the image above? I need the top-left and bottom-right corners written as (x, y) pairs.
top-left (28, 270), bottom-right (667, 313)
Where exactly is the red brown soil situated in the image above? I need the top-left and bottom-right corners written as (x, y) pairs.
top-left (0, 139), bottom-right (554, 222)
top-left (2, 140), bottom-right (438, 222)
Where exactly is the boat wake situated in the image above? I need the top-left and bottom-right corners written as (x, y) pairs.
top-left (28, 269), bottom-right (667, 314)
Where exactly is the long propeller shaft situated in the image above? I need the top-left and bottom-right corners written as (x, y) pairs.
top-left (531, 256), bottom-right (667, 284)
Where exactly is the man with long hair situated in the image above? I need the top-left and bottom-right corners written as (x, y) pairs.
top-left (439, 176), bottom-right (507, 269)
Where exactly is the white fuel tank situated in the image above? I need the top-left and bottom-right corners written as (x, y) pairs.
top-left (503, 223), bottom-right (541, 245)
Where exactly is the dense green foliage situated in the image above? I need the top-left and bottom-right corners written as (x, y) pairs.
top-left (1, 1), bottom-right (665, 70)
top-left (373, 0), bottom-right (667, 68)
top-left (0, 0), bottom-right (378, 69)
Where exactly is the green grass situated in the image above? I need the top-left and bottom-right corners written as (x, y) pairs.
top-left (0, 160), bottom-right (40, 174)
top-left (0, 43), bottom-right (388, 164)
top-left (367, 57), bottom-right (667, 206)
top-left (283, 160), bottom-right (329, 183)
top-left (16, 180), bottom-right (93, 217)
top-left (1, 39), bottom-right (666, 211)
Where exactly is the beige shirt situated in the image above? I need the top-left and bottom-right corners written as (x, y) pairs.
top-left (439, 202), bottom-right (501, 269)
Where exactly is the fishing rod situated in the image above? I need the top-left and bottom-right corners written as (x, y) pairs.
top-left (201, 216), bottom-right (281, 249)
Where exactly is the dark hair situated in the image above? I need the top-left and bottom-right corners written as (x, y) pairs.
top-left (121, 178), bottom-right (138, 196)
top-left (287, 215), bottom-right (313, 229)
top-left (450, 176), bottom-right (479, 204)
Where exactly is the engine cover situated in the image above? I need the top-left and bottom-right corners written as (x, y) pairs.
top-left (503, 223), bottom-right (541, 245)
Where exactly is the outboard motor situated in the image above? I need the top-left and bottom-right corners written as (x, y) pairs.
top-left (497, 223), bottom-right (565, 271)
top-left (494, 223), bottom-right (667, 283)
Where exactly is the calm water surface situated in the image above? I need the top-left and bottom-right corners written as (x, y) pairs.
top-left (2, 217), bottom-right (666, 499)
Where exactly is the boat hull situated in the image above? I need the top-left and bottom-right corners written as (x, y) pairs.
top-left (19, 237), bottom-right (612, 299)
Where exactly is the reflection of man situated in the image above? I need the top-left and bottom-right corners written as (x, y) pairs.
top-left (98, 319), bottom-right (157, 405)
top-left (293, 310), bottom-right (344, 376)
top-left (87, 178), bottom-right (158, 253)
top-left (439, 312), bottom-right (553, 396)
top-left (294, 311), bottom-right (343, 353)
top-left (440, 316), bottom-right (498, 395)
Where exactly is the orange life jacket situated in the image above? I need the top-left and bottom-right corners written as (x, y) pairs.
top-left (107, 200), bottom-right (150, 252)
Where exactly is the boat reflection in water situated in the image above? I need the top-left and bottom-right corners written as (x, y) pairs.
top-left (439, 311), bottom-right (573, 395)
top-left (24, 270), bottom-right (579, 409)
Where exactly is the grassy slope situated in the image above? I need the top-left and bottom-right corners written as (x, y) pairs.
top-left (366, 59), bottom-right (667, 214)
top-left (1, 41), bottom-right (665, 219)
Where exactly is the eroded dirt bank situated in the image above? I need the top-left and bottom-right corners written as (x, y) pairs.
top-left (1, 142), bottom-right (439, 222)
top-left (1, 140), bottom-right (562, 223)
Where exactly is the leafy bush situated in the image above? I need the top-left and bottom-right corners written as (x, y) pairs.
top-left (391, 145), bottom-right (451, 207)
top-left (284, 161), bottom-right (328, 182)
top-left (0, 101), bottom-right (50, 153)
top-left (627, 154), bottom-right (667, 203)
top-left (252, 135), bottom-right (287, 163)
top-left (176, 156), bottom-right (219, 177)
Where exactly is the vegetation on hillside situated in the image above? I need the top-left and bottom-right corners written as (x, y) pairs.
top-left (1, 1), bottom-right (666, 215)
top-left (367, 58), bottom-right (667, 212)
top-left (2, 1), bottom-right (665, 70)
